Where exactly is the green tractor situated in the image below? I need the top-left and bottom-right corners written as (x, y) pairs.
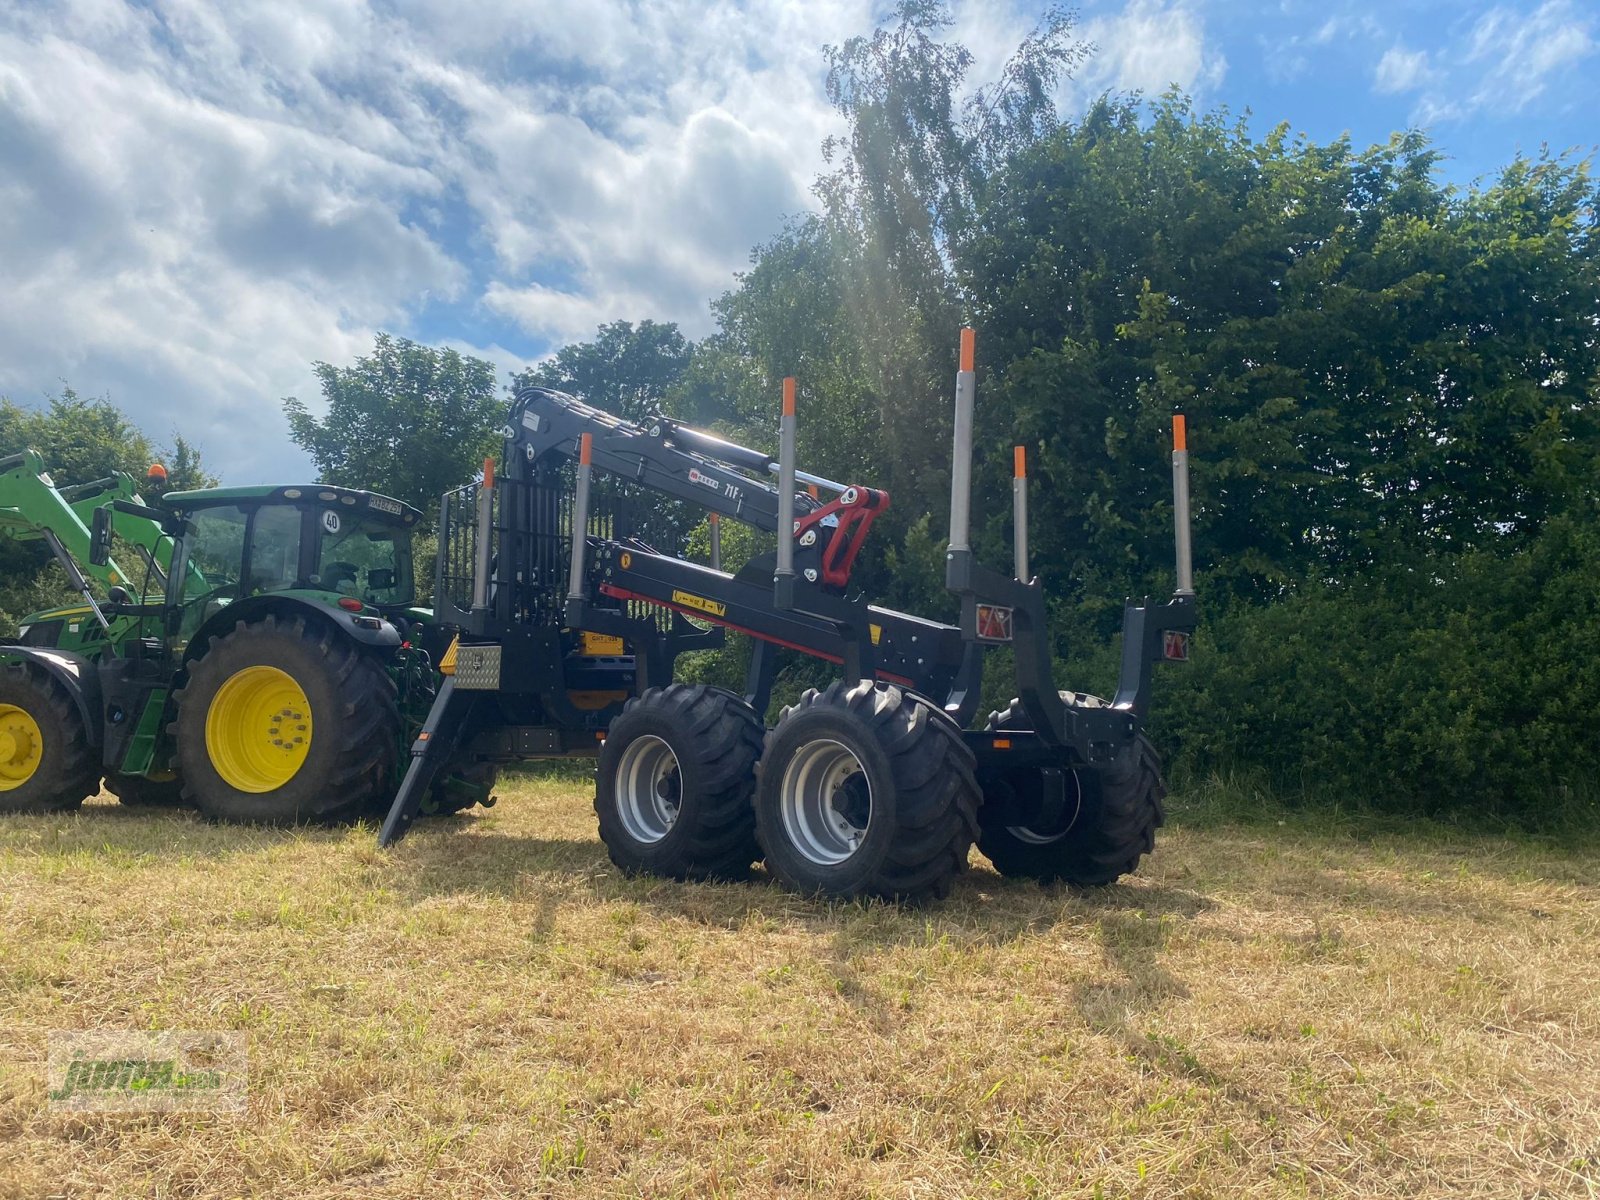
top-left (0, 450), bottom-right (475, 822)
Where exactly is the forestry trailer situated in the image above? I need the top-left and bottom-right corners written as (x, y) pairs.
top-left (380, 330), bottom-right (1197, 902)
top-left (0, 452), bottom-right (486, 820)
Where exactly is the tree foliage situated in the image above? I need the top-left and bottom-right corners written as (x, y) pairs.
top-left (961, 97), bottom-right (1600, 624)
top-left (283, 333), bottom-right (501, 518)
top-left (512, 320), bottom-right (693, 422)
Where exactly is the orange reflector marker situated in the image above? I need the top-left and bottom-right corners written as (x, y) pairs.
top-left (709, 511), bottom-right (720, 525)
top-left (959, 327), bottom-right (975, 372)
top-left (482, 456), bottom-right (495, 489)
top-left (808, 483), bottom-right (819, 499)
top-left (782, 376), bottom-right (796, 416)
top-left (1173, 413), bottom-right (1187, 453)
top-left (338, 596), bottom-right (363, 611)
top-left (1013, 445), bottom-right (1026, 479)
top-left (580, 431), bottom-right (593, 465)
top-left (993, 737), bottom-right (1012, 750)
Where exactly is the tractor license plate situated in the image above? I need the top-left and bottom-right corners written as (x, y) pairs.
top-left (1163, 631), bottom-right (1190, 661)
top-left (976, 605), bottom-right (1014, 641)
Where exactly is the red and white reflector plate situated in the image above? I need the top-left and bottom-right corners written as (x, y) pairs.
top-left (976, 604), bottom-right (1014, 641)
top-left (1163, 631), bottom-right (1191, 661)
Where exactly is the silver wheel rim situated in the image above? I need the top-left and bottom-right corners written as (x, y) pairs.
top-left (1005, 770), bottom-right (1082, 844)
top-left (615, 735), bottom-right (682, 844)
top-left (780, 739), bottom-right (871, 866)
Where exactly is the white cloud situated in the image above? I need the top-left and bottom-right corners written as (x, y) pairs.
top-left (1466, 0), bottom-right (1595, 111)
top-left (1073, 0), bottom-right (1227, 99)
top-left (0, 0), bottom-right (869, 479)
top-left (1373, 45), bottom-right (1435, 94)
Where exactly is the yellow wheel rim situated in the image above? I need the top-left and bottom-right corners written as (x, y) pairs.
top-left (204, 666), bottom-right (314, 793)
top-left (0, 703), bottom-right (43, 791)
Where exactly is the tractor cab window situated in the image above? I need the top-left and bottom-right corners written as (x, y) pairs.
top-left (246, 505), bottom-right (303, 593)
top-left (186, 505), bottom-right (248, 594)
top-left (312, 508), bottom-right (413, 607)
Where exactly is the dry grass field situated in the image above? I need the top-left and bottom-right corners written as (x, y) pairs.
top-left (1, 771), bottom-right (1597, 1199)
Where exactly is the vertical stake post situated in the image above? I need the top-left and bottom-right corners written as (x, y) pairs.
top-left (775, 377), bottom-right (797, 591)
top-left (567, 433), bottom-right (594, 609)
top-left (470, 456), bottom-right (495, 614)
top-left (947, 328), bottom-right (976, 555)
top-left (708, 511), bottom-right (722, 572)
top-left (1172, 414), bottom-right (1194, 596)
top-left (1013, 445), bottom-right (1029, 582)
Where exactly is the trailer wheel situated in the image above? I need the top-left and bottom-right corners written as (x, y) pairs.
top-left (755, 681), bottom-right (980, 903)
top-left (173, 614), bottom-right (401, 825)
top-left (104, 773), bottom-right (188, 808)
top-left (595, 684), bottom-right (762, 879)
top-left (979, 693), bottom-right (1166, 885)
top-left (0, 662), bottom-right (97, 813)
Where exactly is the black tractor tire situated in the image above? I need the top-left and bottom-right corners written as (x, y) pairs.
top-left (0, 662), bottom-right (98, 814)
top-left (596, 684), bottom-right (763, 880)
top-left (978, 692), bottom-right (1166, 885)
top-left (172, 614), bottom-right (401, 825)
top-left (754, 680), bottom-right (980, 903)
top-left (104, 773), bottom-right (188, 808)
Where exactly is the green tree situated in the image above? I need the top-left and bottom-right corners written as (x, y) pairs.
top-left (283, 333), bottom-right (501, 519)
top-left (0, 388), bottom-right (156, 482)
top-left (961, 97), bottom-right (1600, 621)
top-left (512, 320), bottom-right (693, 421)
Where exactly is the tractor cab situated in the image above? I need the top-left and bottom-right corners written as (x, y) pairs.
top-left (159, 485), bottom-right (423, 622)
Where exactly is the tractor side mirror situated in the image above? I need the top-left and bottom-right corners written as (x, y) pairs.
top-left (89, 506), bottom-right (113, 567)
top-left (369, 568), bottom-right (395, 590)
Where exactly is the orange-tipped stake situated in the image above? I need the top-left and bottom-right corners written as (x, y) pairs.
top-left (959, 328), bottom-right (975, 373)
top-left (1172, 412), bottom-right (1194, 596)
top-left (776, 377), bottom-right (798, 586)
top-left (1012, 445), bottom-right (1029, 581)
top-left (567, 434), bottom-right (597, 608)
top-left (482, 457), bottom-right (495, 489)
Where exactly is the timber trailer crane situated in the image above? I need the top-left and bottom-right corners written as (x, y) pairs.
top-left (380, 330), bottom-right (1198, 902)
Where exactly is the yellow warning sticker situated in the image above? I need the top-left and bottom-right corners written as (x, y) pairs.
top-left (671, 590), bottom-right (727, 618)
top-left (870, 623), bottom-right (882, 646)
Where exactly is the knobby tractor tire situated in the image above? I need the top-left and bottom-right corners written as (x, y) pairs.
top-left (979, 692), bottom-right (1166, 886)
top-left (0, 662), bottom-right (98, 814)
top-left (172, 614), bottom-right (401, 825)
top-left (104, 773), bottom-right (188, 808)
top-left (595, 684), bottom-right (763, 880)
top-left (755, 680), bottom-right (981, 904)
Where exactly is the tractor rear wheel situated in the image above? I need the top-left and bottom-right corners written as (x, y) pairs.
top-left (978, 692), bottom-right (1166, 885)
top-left (173, 614), bottom-right (401, 825)
top-left (755, 681), bottom-right (980, 903)
top-left (595, 684), bottom-right (763, 880)
top-left (0, 662), bottom-right (97, 814)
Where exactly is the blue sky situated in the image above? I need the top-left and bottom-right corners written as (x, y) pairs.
top-left (0, 0), bottom-right (1593, 481)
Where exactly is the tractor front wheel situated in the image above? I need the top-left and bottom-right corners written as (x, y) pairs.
top-left (173, 614), bottom-right (400, 825)
top-left (755, 681), bottom-right (980, 903)
top-left (0, 663), bottom-right (97, 814)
